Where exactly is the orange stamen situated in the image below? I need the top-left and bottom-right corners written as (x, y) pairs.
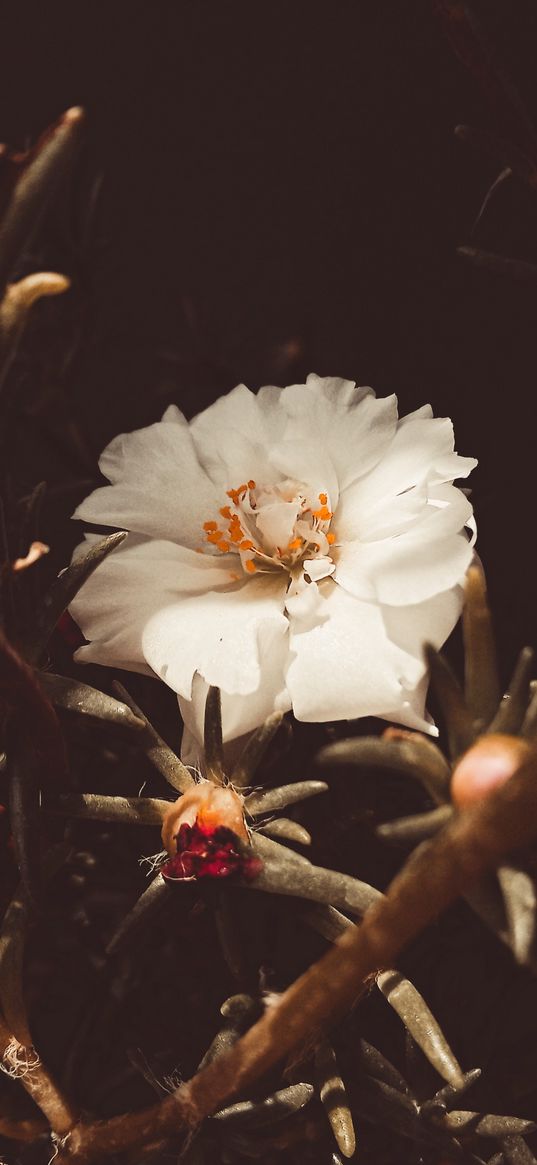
top-left (326, 532), bottom-right (336, 545)
top-left (313, 506), bottom-right (333, 522)
top-left (248, 479), bottom-right (256, 489)
top-left (230, 528), bottom-right (244, 543)
top-left (226, 483), bottom-right (248, 505)
top-left (217, 540), bottom-right (230, 553)
top-left (245, 559), bottom-right (257, 573)
top-left (319, 492), bottom-right (328, 505)
top-left (288, 537), bottom-right (302, 551)
top-left (203, 520), bottom-right (218, 531)
top-left (206, 530), bottom-right (224, 544)
top-left (240, 539), bottom-right (254, 551)
top-left (219, 506), bottom-right (232, 520)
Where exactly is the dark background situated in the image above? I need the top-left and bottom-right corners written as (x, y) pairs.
top-left (1, 0), bottom-right (537, 676)
top-left (3, 7), bottom-right (537, 1159)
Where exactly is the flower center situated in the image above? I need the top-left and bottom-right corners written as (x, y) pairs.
top-left (201, 479), bottom-right (337, 580)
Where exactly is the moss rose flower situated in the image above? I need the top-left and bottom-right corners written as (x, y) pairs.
top-left (70, 375), bottom-right (476, 758)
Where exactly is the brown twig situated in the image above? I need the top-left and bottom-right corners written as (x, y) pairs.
top-left (0, 272), bottom-right (70, 390)
top-left (0, 107), bottom-right (84, 297)
top-left (57, 744), bottom-right (537, 1162)
top-left (0, 1012), bottom-right (77, 1135)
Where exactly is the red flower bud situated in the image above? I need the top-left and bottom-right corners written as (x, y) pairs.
top-left (161, 782), bottom-right (261, 882)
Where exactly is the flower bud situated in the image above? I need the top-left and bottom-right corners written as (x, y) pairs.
top-left (161, 781), bottom-right (248, 856)
top-left (160, 781), bottom-right (259, 882)
top-left (451, 733), bottom-right (533, 808)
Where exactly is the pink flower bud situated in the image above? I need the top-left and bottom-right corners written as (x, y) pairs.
top-left (451, 734), bottom-right (533, 808)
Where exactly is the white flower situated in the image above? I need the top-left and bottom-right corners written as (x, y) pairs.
top-left (70, 374), bottom-right (477, 758)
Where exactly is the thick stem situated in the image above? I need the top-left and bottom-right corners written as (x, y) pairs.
top-left (59, 746), bottom-right (537, 1162)
top-left (0, 1013), bottom-right (78, 1135)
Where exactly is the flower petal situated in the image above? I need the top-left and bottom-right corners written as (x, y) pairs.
top-left (74, 414), bottom-right (220, 548)
top-left (192, 382), bottom-right (285, 447)
top-left (383, 586), bottom-right (463, 657)
top-left (190, 383), bottom-right (284, 487)
top-left (179, 653), bottom-right (292, 753)
top-left (70, 534), bottom-right (236, 674)
top-left (379, 587), bottom-right (464, 732)
top-left (399, 403), bottom-right (433, 424)
top-left (285, 577), bottom-right (328, 628)
top-left (279, 374), bottom-right (399, 491)
top-left (335, 414), bottom-right (476, 542)
top-left (335, 484), bottom-right (473, 606)
top-left (255, 499), bottom-right (301, 553)
top-left (141, 573), bottom-right (288, 698)
top-left (269, 440), bottom-right (340, 508)
top-left (341, 486), bottom-right (429, 543)
top-left (161, 404), bottom-right (184, 424)
top-left (285, 583), bottom-right (422, 724)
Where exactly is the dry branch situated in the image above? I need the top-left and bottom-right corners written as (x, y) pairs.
top-left (56, 743), bottom-right (537, 1162)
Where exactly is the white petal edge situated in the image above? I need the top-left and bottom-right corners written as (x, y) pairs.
top-left (379, 586), bottom-right (464, 732)
top-left (74, 415), bottom-right (220, 548)
top-left (335, 414), bottom-right (476, 541)
top-left (190, 383), bottom-right (286, 487)
top-left (334, 485), bottom-right (474, 605)
top-left (285, 582), bottom-right (423, 724)
top-left (70, 533), bottom-right (237, 674)
top-left (279, 374), bottom-right (399, 491)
